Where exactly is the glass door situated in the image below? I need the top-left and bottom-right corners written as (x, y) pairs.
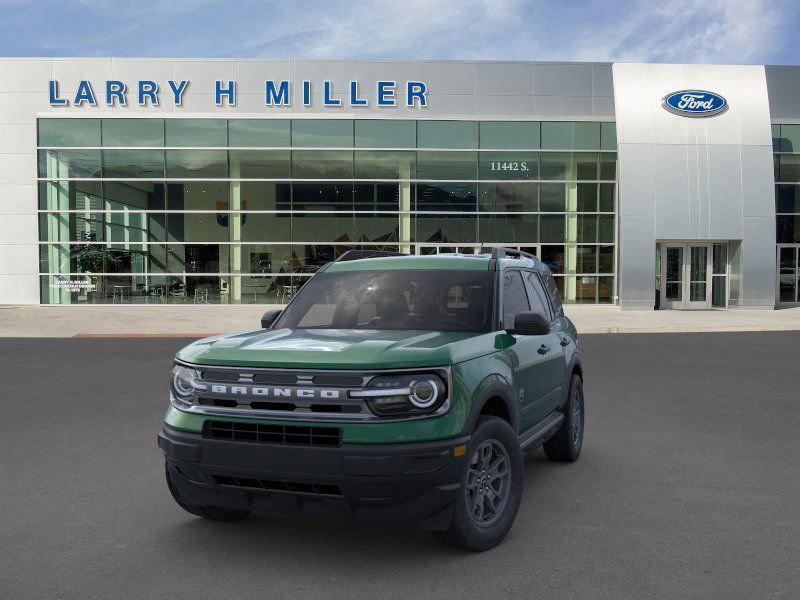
top-left (660, 243), bottom-right (712, 309)
top-left (777, 245), bottom-right (798, 304)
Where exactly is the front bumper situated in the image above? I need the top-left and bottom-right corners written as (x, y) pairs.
top-left (158, 425), bottom-right (470, 530)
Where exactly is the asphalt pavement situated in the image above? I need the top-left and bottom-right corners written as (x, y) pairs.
top-left (1, 332), bottom-right (798, 599)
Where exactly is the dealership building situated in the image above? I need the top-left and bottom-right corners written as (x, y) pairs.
top-left (1, 58), bottom-right (799, 310)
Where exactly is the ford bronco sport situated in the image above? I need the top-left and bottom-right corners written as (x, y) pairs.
top-left (158, 247), bottom-right (584, 551)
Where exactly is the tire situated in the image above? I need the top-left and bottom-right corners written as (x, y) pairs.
top-left (165, 463), bottom-right (250, 522)
top-left (435, 416), bottom-right (523, 551)
top-left (543, 374), bottom-right (584, 462)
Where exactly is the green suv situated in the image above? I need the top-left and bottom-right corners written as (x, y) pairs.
top-left (158, 247), bottom-right (584, 551)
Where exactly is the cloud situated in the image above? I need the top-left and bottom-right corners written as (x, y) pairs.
top-left (0, 0), bottom-right (797, 64)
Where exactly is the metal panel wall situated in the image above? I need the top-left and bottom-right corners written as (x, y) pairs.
top-left (613, 63), bottom-right (776, 309)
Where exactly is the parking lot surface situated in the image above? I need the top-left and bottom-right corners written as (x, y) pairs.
top-left (1, 332), bottom-right (798, 599)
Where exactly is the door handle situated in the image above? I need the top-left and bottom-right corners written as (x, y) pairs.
top-left (537, 344), bottom-right (550, 355)
top-left (560, 336), bottom-right (570, 347)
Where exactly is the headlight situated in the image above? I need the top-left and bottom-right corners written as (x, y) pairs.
top-left (351, 372), bottom-right (447, 417)
top-left (171, 364), bottom-right (199, 401)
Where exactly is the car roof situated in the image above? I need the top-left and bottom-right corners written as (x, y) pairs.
top-left (324, 252), bottom-right (544, 273)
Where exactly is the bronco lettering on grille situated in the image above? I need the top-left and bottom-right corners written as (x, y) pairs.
top-left (205, 384), bottom-right (342, 400)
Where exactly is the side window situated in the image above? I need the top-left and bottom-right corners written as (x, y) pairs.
top-left (502, 271), bottom-right (531, 329)
top-left (543, 271), bottom-right (564, 317)
top-left (522, 271), bottom-right (552, 320)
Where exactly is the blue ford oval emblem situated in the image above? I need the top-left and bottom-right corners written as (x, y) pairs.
top-left (662, 90), bottom-right (728, 117)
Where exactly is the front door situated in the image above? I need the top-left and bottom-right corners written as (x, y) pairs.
top-left (660, 243), bottom-right (712, 309)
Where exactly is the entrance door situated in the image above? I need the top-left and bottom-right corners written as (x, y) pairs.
top-left (660, 243), bottom-right (712, 309)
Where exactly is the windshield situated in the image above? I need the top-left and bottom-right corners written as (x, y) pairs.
top-left (274, 270), bottom-right (496, 333)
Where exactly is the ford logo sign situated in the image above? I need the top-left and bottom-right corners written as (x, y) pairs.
top-left (662, 90), bottom-right (728, 117)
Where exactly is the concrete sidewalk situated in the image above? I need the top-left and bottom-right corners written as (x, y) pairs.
top-left (2, 303), bottom-right (800, 337)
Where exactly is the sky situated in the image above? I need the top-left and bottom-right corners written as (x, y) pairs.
top-left (1, 0), bottom-right (798, 65)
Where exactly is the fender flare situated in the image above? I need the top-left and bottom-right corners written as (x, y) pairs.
top-left (464, 376), bottom-right (519, 434)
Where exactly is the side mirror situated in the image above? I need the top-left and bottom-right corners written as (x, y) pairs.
top-left (510, 311), bottom-right (551, 336)
top-left (261, 309), bottom-right (282, 329)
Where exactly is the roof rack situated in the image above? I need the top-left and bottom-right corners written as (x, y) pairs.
top-left (481, 246), bottom-right (538, 261)
top-left (335, 249), bottom-right (409, 262)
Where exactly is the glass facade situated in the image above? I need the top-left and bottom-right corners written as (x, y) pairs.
top-left (37, 118), bottom-right (617, 304)
top-left (774, 124), bottom-right (800, 303)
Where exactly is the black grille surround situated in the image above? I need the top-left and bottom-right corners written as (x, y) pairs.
top-left (203, 420), bottom-right (342, 447)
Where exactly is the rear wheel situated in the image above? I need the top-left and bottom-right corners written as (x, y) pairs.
top-left (543, 375), bottom-right (584, 462)
top-left (435, 416), bottom-right (523, 551)
top-left (165, 463), bottom-right (250, 521)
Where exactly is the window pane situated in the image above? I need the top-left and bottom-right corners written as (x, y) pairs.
top-left (39, 212), bottom-right (104, 242)
top-left (778, 155), bottom-right (800, 182)
top-left (239, 181), bottom-right (291, 210)
top-left (575, 275), bottom-right (597, 303)
top-left (576, 245), bottom-right (597, 273)
top-left (104, 181), bottom-right (165, 210)
top-left (165, 150), bottom-right (228, 178)
top-left (240, 213), bottom-right (291, 242)
top-left (38, 149), bottom-right (102, 178)
top-left (167, 244), bottom-right (224, 273)
top-left (577, 183), bottom-right (598, 212)
top-left (292, 183), bottom-right (353, 211)
top-left (292, 120), bottom-right (353, 147)
top-left (292, 151), bottom-right (353, 178)
top-left (228, 119), bottom-right (290, 147)
top-left (597, 276), bottom-right (613, 303)
top-left (355, 120), bottom-right (415, 148)
top-left (599, 183), bottom-right (615, 212)
top-left (229, 150), bottom-right (290, 178)
top-left (39, 243), bottom-right (101, 274)
top-left (478, 152), bottom-right (539, 179)
top-left (598, 214), bottom-right (614, 243)
top-left (416, 151), bottom-right (476, 179)
top-left (777, 215), bottom-right (799, 243)
top-left (540, 245), bottom-right (565, 273)
top-left (780, 125), bottom-right (800, 153)
top-left (600, 122), bottom-right (617, 150)
top-left (417, 121), bottom-right (478, 149)
top-left (416, 183), bottom-right (477, 211)
top-left (354, 151), bottom-right (415, 179)
top-left (354, 183), bottom-right (402, 211)
top-left (540, 215), bottom-right (565, 243)
top-left (165, 119), bottom-right (227, 147)
top-left (577, 215), bottom-right (597, 242)
top-left (39, 119), bottom-right (100, 147)
top-left (102, 119), bottom-right (164, 147)
top-left (167, 212), bottom-right (230, 242)
top-left (478, 214), bottom-right (538, 243)
top-left (540, 183), bottom-right (566, 212)
top-left (772, 124), bottom-right (781, 152)
top-left (779, 275), bottom-right (796, 302)
top-left (575, 152), bottom-right (599, 180)
top-left (478, 183), bottom-right (538, 212)
top-left (502, 271), bottom-right (531, 328)
top-left (776, 184), bottom-right (800, 213)
top-left (103, 150), bottom-right (165, 178)
top-left (598, 245), bottom-right (614, 273)
top-left (355, 213), bottom-right (401, 243)
top-left (167, 182), bottom-right (229, 210)
top-left (541, 122), bottom-right (575, 149)
top-left (779, 246), bottom-right (796, 275)
top-left (540, 152), bottom-right (570, 180)
top-left (600, 152), bottom-right (616, 180)
top-left (39, 181), bottom-right (103, 210)
top-left (713, 243), bottom-right (727, 274)
top-left (479, 122), bottom-right (539, 149)
top-left (415, 214), bottom-right (476, 243)
top-left (574, 122), bottom-right (600, 149)
top-left (293, 213), bottom-right (354, 243)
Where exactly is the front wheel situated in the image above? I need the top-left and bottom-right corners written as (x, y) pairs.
top-left (543, 374), bottom-right (584, 462)
top-left (435, 416), bottom-right (523, 551)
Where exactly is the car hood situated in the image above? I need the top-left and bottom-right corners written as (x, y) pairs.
top-left (176, 328), bottom-right (498, 370)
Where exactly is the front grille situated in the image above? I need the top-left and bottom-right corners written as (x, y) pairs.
top-left (213, 474), bottom-right (343, 497)
top-left (203, 420), bottom-right (341, 447)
